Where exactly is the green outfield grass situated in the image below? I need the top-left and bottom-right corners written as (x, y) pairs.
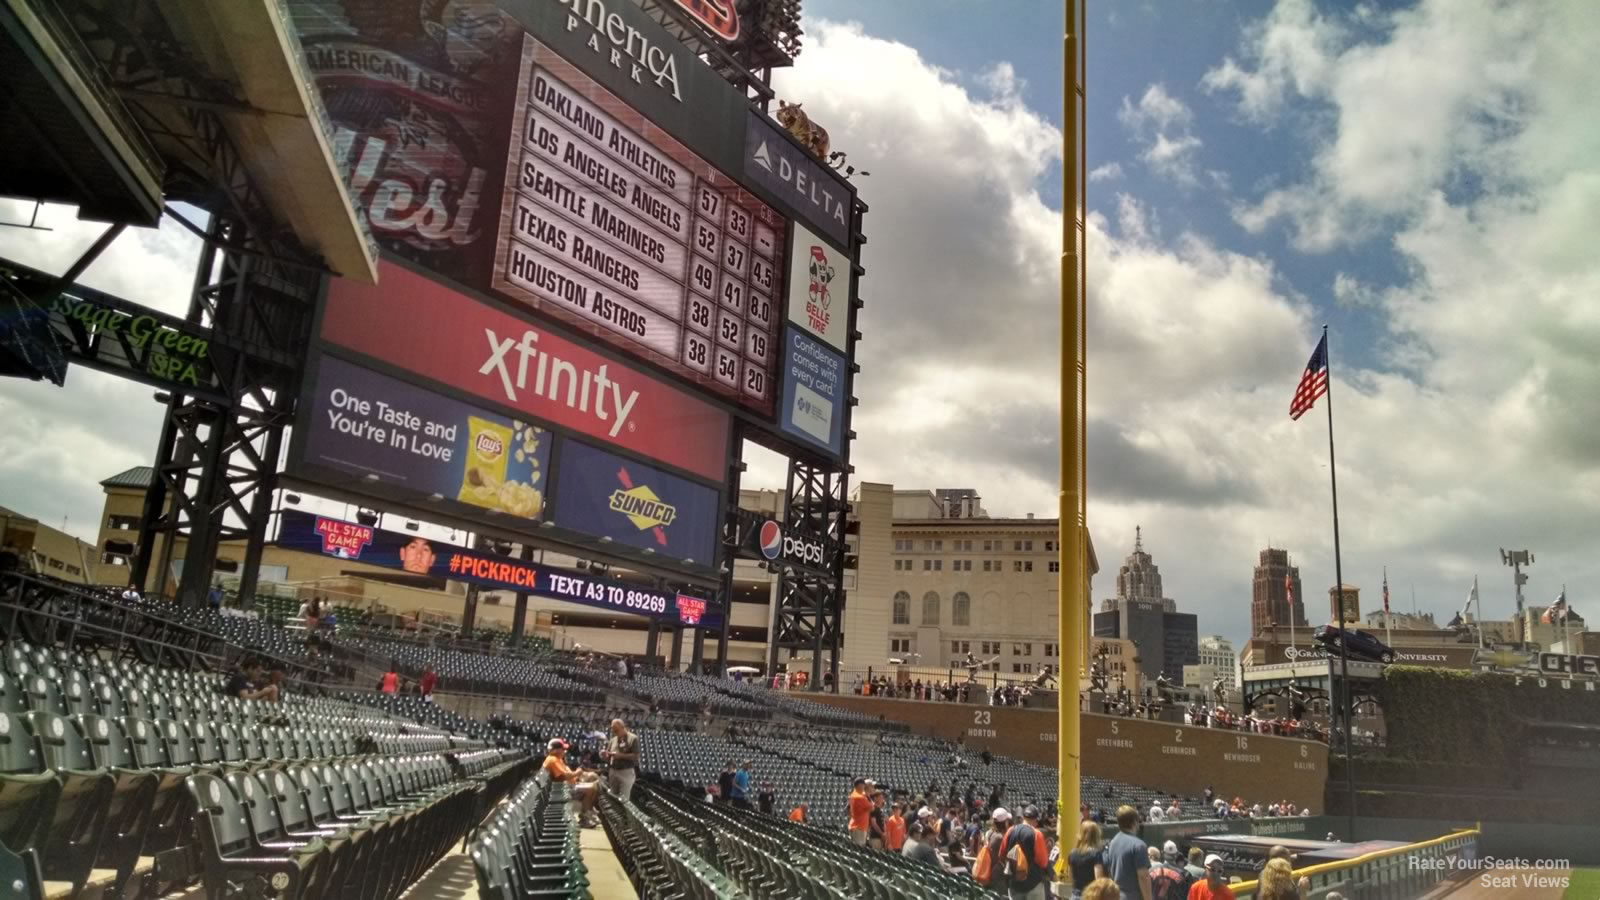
top-left (1562, 868), bottom-right (1600, 900)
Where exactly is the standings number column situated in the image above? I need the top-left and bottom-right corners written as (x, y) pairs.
top-left (682, 180), bottom-right (774, 406)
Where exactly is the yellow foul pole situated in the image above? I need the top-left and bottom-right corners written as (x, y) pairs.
top-left (1057, 0), bottom-right (1085, 839)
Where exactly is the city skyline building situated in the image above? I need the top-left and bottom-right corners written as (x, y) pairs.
top-left (1093, 528), bottom-right (1198, 684)
top-left (1330, 583), bottom-right (1361, 624)
top-left (1251, 547), bottom-right (1306, 637)
top-left (1197, 634), bottom-right (1237, 689)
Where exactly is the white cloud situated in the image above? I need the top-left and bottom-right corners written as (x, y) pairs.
top-left (1207, 0), bottom-right (1566, 251)
top-left (1331, 272), bottom-right (1378, 309)
top-left (1118, 84), bottom-right (1203, 185)
top-left (771, 12), bottom-right (1600, 648)
top-left (1200, 0), bottom-right (1344, 122)
top-left (1089, 162), bottom-right (1124, 182)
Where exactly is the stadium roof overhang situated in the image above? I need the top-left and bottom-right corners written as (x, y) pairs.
top-left (0, 0), bottom-right (165, 225)
top-left (153, 0), bottom-right (376, 282)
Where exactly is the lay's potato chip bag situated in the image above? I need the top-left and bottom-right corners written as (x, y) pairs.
top-left (459, 416), bottom-right (512, 509)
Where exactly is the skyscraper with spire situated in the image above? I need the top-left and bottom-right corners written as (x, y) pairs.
top-left (1252, 547), bottom-right (1306, 637)
top-left (1094, 527), bottom-right (1198, 683)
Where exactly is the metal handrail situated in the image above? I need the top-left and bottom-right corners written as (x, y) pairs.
top-left (1231, 826), bottom-right (1480, 897)
top-left (0, 571), bottom-right (336, 682)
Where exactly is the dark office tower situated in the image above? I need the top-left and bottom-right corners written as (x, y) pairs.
top-left (1252, 547), bottom-right (1306, 637)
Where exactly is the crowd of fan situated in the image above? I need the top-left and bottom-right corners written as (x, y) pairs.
top-left (850, 675), bottom-right (1053, 708)
top-left (1185, 705), bottom-right (1331, 743)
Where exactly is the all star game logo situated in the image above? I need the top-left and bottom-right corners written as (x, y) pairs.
top-left (607, 466), bottom-right (677, 545)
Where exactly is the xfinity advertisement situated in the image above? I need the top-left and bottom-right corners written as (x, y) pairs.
top-left (320, 260), bottom-right (730, 481)
top-left (275, 510), bottom-right (719, 626)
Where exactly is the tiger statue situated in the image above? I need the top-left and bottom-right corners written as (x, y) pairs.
top-left (776, 100), bottom-right (830, 161)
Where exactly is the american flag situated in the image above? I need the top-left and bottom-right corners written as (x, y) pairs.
top-left (1382, 569), bottom-right (1390, 614)
top-left (1542, 589), bottom-right (1568, 624)
top-left (1289, 334), bottom-right (1330, 420)
top-left (1284, 574), bottom-right (1294, 607)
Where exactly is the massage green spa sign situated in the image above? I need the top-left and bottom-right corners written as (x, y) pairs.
top-left (48, 291), bottom-right (219, 394)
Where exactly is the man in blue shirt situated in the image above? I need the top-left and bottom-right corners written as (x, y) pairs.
top-left (732, 760), bottom-right (752, 809)
top-left (1104, 805), bottom-right (1153, 900)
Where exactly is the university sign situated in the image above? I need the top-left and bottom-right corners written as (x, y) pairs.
top-left (1278, 644), bottom-right (1473, 667)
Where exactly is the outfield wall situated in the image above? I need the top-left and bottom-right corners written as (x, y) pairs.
top-left (798, 693), bottom-right (1328, 806)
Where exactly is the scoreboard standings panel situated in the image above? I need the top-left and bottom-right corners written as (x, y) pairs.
top-left (493, 35), bottom-right (784, 416)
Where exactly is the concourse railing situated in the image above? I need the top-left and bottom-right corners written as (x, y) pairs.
top-left (1231, 826), bottom-right (1480, 899)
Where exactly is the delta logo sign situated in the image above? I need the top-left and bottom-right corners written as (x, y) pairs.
top-left (805, 244), bottom-right (834, 337)
top-left (608, 466), bottom-right (678, 546)
top-left (314, 517), bottom-right (372, 559)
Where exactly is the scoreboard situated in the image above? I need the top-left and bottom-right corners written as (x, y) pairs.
top-left (493, 40), bottom-right (784, 415)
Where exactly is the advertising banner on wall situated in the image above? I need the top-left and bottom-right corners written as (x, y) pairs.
top-left (286, 0), bottom-right (525, 280)
top-left (275, 510), bottom-right (719, 626)
top-left (299, 354), bottom-right (551, 520)
top-left (552, 440), bottom-right (720, 565)
top-left (320, 260), bottom-right (729, 482)
top-left (778, 326), bottom-right (846, 458)
top-left (743, 111), bottom-right (852, 250)
top-left (784, 222), bottom-right (849, 352)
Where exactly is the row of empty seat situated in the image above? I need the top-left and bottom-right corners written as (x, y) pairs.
top-left (0, 636), bottom-right (529, 898)
top-left (624, 782), bottom-right (991, 899)
top-left (472, 769), bottom-right (593, 899)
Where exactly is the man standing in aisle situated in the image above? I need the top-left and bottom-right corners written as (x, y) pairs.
top-left (1000, 806), bottom-right (1052, 900)
top-left (847, 777), bottom-right (872, 845)
top-left (604, 718), bottom-right (640, 801)
top-left (1105, 805), bottom-right (1154, 900)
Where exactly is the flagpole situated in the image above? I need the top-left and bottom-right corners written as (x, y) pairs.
top-left (1383, 567), bottom-right (1391, 647)
top-left (1561, 585), bottom-right (1569, 651)
top-left (1475, 577), bottom-right (1484, 649)
top-left (1322, 324), bottom-right (1356, 839)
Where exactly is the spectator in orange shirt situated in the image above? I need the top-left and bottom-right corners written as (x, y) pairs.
top-left (789, 802), bottom-right (808, 823)
top-left (1187, 854), bottom-right (1236, 900)
top-left (847, 778), bottom-right (873, 845)
top-left (885, 801), bottom-right (907, 851)
top-left (541, 739), bottom-right (600, 827)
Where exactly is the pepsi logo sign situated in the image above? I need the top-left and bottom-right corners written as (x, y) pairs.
top-left (756, 518), bottom-right (828, 568)
top-left (759, 520), bottom-right (782, 560)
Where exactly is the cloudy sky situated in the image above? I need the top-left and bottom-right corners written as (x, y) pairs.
top-left (3, 0), bottom-right (1597, 649)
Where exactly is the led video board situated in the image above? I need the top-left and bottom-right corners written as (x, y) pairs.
top-left (492, 39), bottom-right (784, 412)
